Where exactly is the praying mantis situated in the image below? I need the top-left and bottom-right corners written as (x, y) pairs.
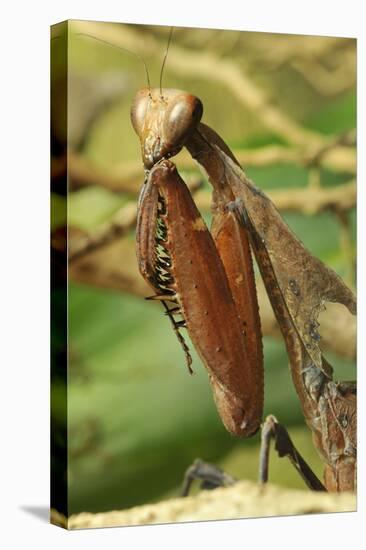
top-left (131, 80), bottom-right (356, 493)
top-left (75, 22), bottom-right (357, 496)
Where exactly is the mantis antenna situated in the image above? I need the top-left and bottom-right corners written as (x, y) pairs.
top-left (76, 32), bottom-right (152, 94)
top-left (159, 27), bottom-right (174, 97)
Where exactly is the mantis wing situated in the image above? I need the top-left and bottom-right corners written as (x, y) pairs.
top-left (214, 146), bottom-right (356, 378)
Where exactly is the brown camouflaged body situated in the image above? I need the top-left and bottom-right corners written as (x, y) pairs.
top-left (132, 88), bottom-right (356, 491)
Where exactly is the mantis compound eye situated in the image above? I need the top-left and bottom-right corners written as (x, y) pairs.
top-left (130, 87), bottom-right (151, 138)
top-left (164, 95), bottom-right (203, 147)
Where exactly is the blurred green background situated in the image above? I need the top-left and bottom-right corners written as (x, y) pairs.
top-left (51, 21), bottom-right (356, 515)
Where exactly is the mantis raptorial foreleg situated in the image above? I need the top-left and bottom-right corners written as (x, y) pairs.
top-left (137, 159), bottom-right (263, 437)
top-left (131, 87), bottom-right (356, 493)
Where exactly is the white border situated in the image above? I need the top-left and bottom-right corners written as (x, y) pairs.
top-left (1, 1), bottom-right (364, 548)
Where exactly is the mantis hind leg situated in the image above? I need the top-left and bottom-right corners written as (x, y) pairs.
top-left (259, 415), bottom-right (326, 492)
top-left (181, 415), bottom-right (326, 497)
top-left (181, 459), bottom-right (236, 497)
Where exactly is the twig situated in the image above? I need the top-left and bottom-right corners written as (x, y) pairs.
top-left (67, 143), bottom-right (356, 196)
top-left (68, 202), bottom-right (137, 261)
top-left (253, 35), bottom-right (351, 69)
top-left (333, 209), bottom-right (356, 289)
top-left (72, 21), bottom-right (328, 149)
top-left (68, 151), bottom-right (204, 194)
top-left (68, 152), bottom-right (143, 195)
top-left (235, 143), bottom-right (356, 174)
top-left (307, 167), bottom-right (321, 190)
top-left (303, 129), bottom-right (356, 171)
top-left (291, 49), bottom-right (356, 97)
top-left (194, 180), bottom-right (356, 215)
top-left (69, 236), bottom-right (149, 297)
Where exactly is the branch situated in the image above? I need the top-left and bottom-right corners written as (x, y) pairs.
top-left (67, 178), bottom-right (355, 272)
top-left (67, 143), bottom-right (356, 197)
top-left (68, 175), bottom-right (355, 287)
top-left (72, 21), bottom-right (328, 149)
top-left (68, 152), bottom-right (143, 195)
top-left (51, 479), bottom-right (356, 528)
top-left (68, 203), bottom-right (137, 262)
top-left (69, 236), bottom-right (149, 297)
top-left (291, 49), bottom-right (356, 97)
top-left (253, 35), bottom-right (352, 69)
top-left (193, 180), bottom-right (356, 215)
top-left (68, 151), bottom-right (205, 194)
top-left (236, 143), bottom-right (356, 174)
top-left (68, 239), bottom-right (356, 361)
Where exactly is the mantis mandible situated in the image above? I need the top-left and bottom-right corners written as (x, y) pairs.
top-left (130, 49), bottom-right (356, 492)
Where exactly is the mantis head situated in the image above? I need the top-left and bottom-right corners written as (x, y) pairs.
top-left (131, 88), bottom-right (203, 169)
